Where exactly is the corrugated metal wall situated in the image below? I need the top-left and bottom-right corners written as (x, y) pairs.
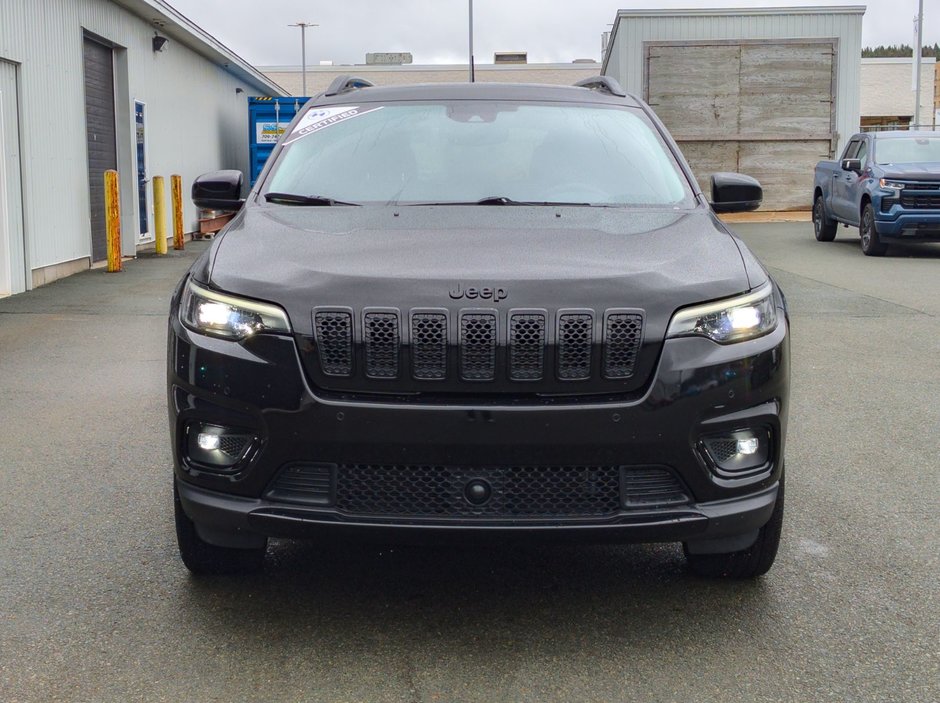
top-left (603, 9), bottom-right (864, 189)
top-left (0, 0), bottom-right (261, 288)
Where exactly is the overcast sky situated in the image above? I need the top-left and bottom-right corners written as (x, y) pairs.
top-left (167, 1), bottom-right (935, 66)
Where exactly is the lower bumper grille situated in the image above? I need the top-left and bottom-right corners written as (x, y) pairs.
top-left (265, 464), bottom-right (690, 519)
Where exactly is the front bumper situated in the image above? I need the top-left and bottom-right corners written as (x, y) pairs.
top-left (178, 476), bottom-right (780, 548)
top-left (875, 206), bottom-right (940, 239)
top-left (168, 305), bottom-right (789, 547)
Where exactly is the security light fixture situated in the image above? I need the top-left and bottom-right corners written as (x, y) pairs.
top-left (152, 35), bottom-right (168, 53)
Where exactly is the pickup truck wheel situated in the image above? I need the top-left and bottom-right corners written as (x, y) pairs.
top-left (174, 483), bottom-right (266, 575)
top-left (684, 477), bottom-right (784, 579)
top-left (813, 195), bottom-right (837, 241)
top-left (859, 203), bottom-right (887, 256)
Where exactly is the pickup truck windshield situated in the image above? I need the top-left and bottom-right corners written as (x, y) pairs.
top-left (263, 102), bottom-right (693, 207)
top-left (875, 137), bottom-right (940, 165)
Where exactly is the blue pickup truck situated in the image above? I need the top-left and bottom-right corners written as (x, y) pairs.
top-left (813, 131), bottom-right (940, 256)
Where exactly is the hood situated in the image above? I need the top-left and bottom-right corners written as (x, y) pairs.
top-left (208, 205), bottom-right (753, 334)
top-left (879, 163), bottom-right (940, 181)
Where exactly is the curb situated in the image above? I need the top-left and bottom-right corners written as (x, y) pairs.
top-left (719, 211), bottom-right (812, 224)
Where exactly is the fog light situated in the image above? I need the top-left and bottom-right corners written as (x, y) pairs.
top-left (701, 428), bottom-right (771, 477)
top-left (197, 433), bottom-right (221, 451)
top-left (186, 423), bottom-right (255, 471)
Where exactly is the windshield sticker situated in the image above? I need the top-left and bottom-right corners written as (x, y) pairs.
top-left (284, 106), bottom-right (384, 145)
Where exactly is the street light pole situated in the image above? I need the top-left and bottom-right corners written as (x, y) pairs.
top-left (289, 22), bottom-right (318, 97)
top-left (912, 0), bottom-right (924, 128)
top-left (468, 0), bottom-right (475, 83)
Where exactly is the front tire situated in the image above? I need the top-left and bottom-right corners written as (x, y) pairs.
top-left (813, 195), bottom-right (837, 241)
top-left (684, 478), bottom-right (785, 579)
top-left (860, 203), bottom-right (887, 256)
top-left (174, 483), bottom-right (267, 575)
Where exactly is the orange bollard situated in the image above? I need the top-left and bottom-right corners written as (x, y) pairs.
top-left (104, 169), bottom-right (122, 272)
top-left (171, 174), bottom-right (184, 250)
top-left (153, 176), bottom-right (167, 255)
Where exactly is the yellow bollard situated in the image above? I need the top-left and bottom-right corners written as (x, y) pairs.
top-left (171, 174), bottom-right (184, 251)
top-left (104, 169), bottom-right (123, 272)
top-left (153, 176), bottom-right (167, 255)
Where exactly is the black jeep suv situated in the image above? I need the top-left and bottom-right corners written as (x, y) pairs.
top-left (168, 76), bottom-right (789, 578)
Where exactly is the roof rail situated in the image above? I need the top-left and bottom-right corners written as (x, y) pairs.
top-left (324, 75), bottom-right (375, 97)
top-left (573, 75), bottom-right (626, 97)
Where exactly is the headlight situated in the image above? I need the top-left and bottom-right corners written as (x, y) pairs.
top-left (879, 179), bottom-right (905, 191)
top-left (180, 279), bottom-right (291, 340)
top-left (666, 283), bottom-right (777, 344)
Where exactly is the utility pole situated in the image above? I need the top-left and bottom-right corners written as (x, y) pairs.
top-left (289, 22), bottom-right (318, 97)
top-left (468, 0), bottom-right (475, 82)
top-left (913, 0), bottom-right (924, 128)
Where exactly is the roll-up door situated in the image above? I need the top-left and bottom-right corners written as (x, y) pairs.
top-left (0, 59), bottom-right (25, 295)
top-left (645, 40), bottom-right (836, 210)
top-left (83, 37), bottom-right (117, 262)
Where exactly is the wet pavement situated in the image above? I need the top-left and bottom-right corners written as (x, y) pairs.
top-left (1, 226), bottom-right (938, 702)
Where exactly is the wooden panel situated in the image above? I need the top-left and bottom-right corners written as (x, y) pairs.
top-left (738, 140), bottom-right (831, 211)
top-left (645, 40), bottom-right (838, 210)
top-left (646, 45), bottom-right (741, 138)
top-left (738, 43), bottom-right (833, 136)
top-left (679, 142), bottom-right (739, 199)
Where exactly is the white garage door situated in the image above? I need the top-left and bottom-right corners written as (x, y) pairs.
top-left (0, 58), bottom-right (26, 296)
top-left (645, 40), bottom-right (837, 211)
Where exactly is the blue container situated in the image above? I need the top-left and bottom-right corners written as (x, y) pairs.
top-left (248, 97), bottom-right (308, 185)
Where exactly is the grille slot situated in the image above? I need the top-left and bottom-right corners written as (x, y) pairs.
top-left (557, 312), bottom-right (593, 380)
top-left (313, 310), bottom-right (353, 377)
top-left (604, 312), bottom-right (643, 379)
top-left (621, 467), bottom-right (690, 508)
top-left (265, 464), bottom-right (334, 506)
top-left (335, 464), bottom-right (622, 518)
top-left (509, 312), bottom-right (546, 381)
top-left (363, 311), bottom-right (400, 379)
top-left (411, 312), bottom-right (447, 380)
top-left (460, 312), bottom-right (497, 381)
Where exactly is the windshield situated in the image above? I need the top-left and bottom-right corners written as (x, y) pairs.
top-left (875, 137), bottom-right (940, 165)
top-left (263, 101), bottom-right (693, 207)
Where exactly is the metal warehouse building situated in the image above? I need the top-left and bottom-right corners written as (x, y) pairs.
top-left (0, 0), bottom-right (285, 297)
top-left (603, 6), bottom-right (865, 210)
top-left (259, 62), bottom-right (603, 97)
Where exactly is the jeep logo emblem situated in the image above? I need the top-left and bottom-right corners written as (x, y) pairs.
top-left (449, 284), bottom-right (508, 302)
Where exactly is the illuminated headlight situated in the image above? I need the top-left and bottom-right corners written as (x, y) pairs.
top-left (879, 179), bottom-right (905, 191)
top-left (666, 283), bottom-right (777, 344)
top-left (180, 279), bottom-right (291, 340)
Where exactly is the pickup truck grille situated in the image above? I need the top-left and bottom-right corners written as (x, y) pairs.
top-left (896, 182), bottom-right (940, 210)
top-left (306, 306), bottom-right (645, 397)
top-left (900, 194), bottom-right (940, 209)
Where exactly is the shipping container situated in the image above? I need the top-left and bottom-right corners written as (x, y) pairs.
top-left (248, 96), bottom-right (308, 185)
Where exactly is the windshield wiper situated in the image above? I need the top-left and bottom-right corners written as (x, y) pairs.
top-left (408, 196), bottom-right (596, 206)
top-left (264, 192), bottom-right (360, 206)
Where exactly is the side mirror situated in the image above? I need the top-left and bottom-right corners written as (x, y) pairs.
top-left (841, 158), bottom-right (862, 174)
top-left (710, 172), bottom-right (762, 214)
top-left (192, 170), bottom-right (245, 211)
